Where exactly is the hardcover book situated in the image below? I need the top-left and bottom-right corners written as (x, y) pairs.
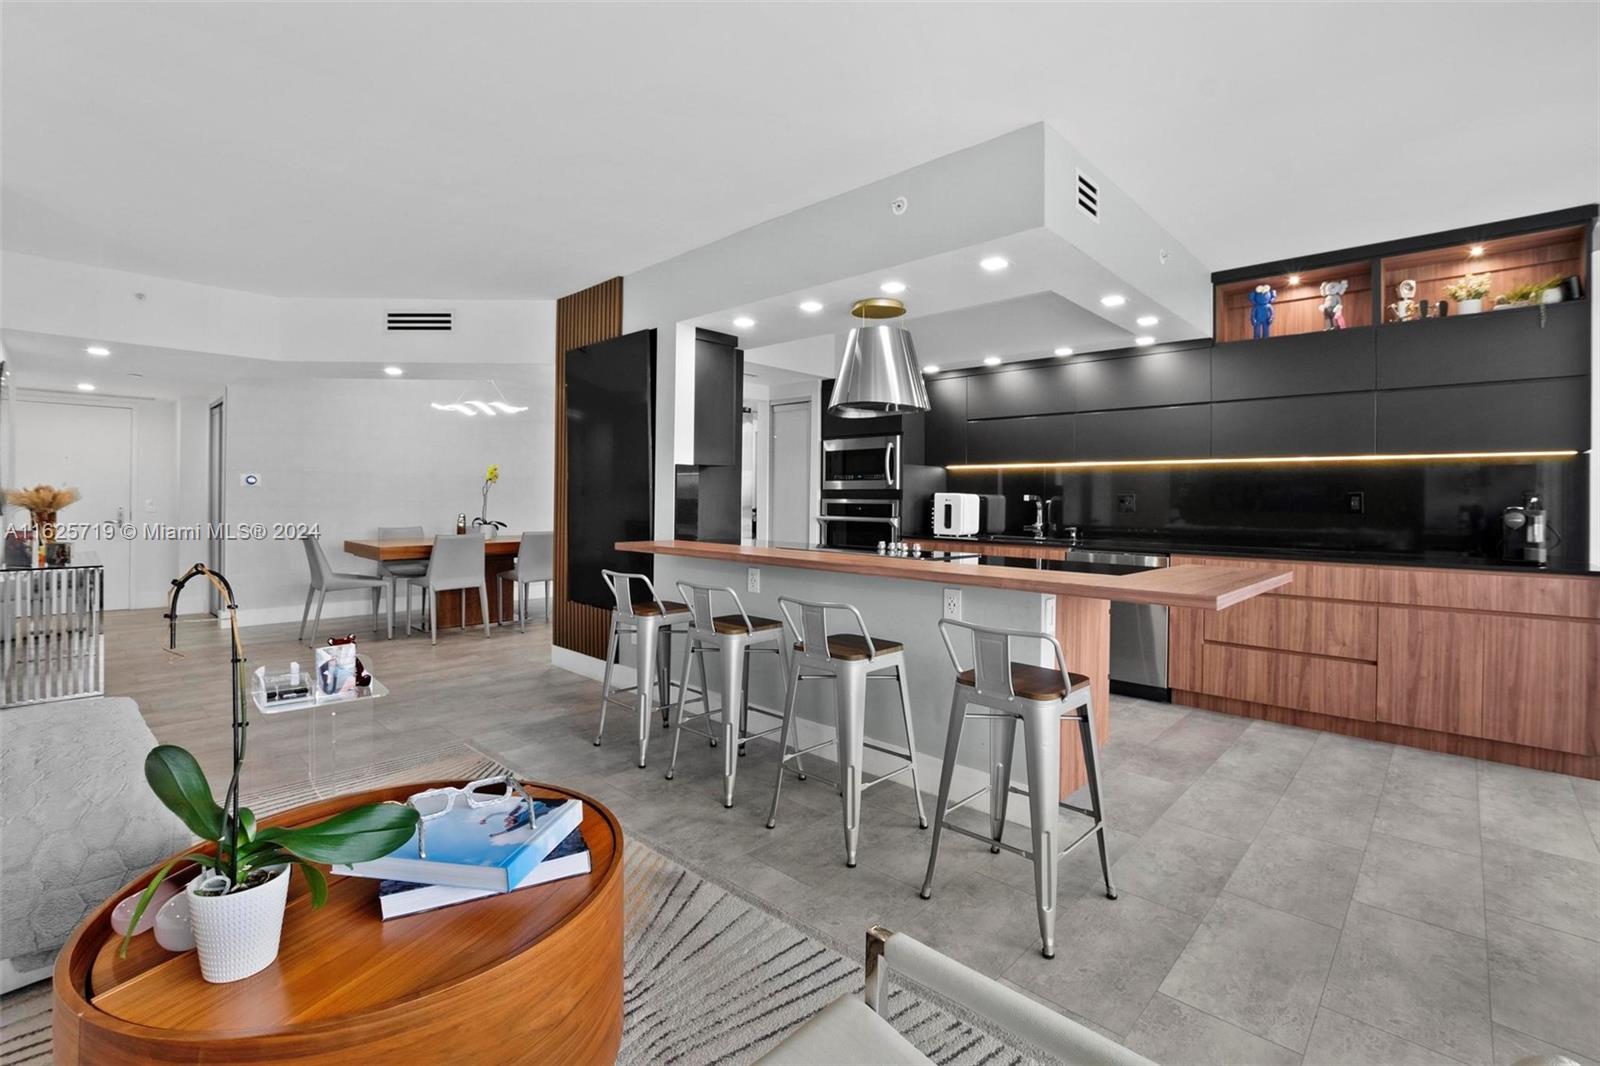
top-left (375, 826), bottom-right (591, 920)
top-left (335, 796), bottom-right (584, 892)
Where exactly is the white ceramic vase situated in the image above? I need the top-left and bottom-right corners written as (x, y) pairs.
top-left (1456, 298), bottom-right (1483, 315)
top-left (1541, 287), bottom-right (1563, 304)
top-left (186, 865), bottom-right (289, 983)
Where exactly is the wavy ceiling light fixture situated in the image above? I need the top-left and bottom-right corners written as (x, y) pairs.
top-left (429, 381), bottom-right (529, 417)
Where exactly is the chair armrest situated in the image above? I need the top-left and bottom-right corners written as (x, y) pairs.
top-left (879, 931), bottom-right (1154, 1066)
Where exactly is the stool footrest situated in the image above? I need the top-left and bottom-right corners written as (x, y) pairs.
top-left (943, 821), bottom-right (1032, 860)
top-left (858, 762), bottom-right (914, 792)
top-left (780, 738), bottom-right (837, 762)
top-left (861, 740), bottom-right (916, 762)
top-left (944, 787), bottom-right (991, 816)
top-left (1058, 819), bottom-right (1105, 860)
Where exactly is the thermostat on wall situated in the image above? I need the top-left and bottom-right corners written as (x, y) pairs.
top-left (241, 473), bottom-right (260, 487)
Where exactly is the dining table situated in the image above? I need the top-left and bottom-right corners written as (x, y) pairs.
top-left (343, 534), bottom-right (525, 629)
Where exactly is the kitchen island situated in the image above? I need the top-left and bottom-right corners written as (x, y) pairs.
top-left (618, 539), bottom-right (1289, 798)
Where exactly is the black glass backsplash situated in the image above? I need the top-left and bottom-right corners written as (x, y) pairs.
top-left (945, 457), bottom-right (1588, 564)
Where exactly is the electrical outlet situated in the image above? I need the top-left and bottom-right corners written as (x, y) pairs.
top-left (747, 567), bottom-right (760, 593)
top-left (1345, 491), bottom-right (1365, 514)
top-left (942, 587), bottom-right (962, 619)
top-left (1116, 493), bottom-right (1137, 513)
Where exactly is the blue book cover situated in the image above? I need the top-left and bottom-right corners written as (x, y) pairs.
top-left (337, 797), bottom-right (583, 891)
top-left (375, 827), bottom-right (591, 919)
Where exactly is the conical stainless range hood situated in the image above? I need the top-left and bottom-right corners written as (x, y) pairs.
top-left (828, 298), bottom-right (928, 418)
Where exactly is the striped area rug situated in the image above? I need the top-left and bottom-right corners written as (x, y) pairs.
top-left (1, 744), bottom-right (1031, 1066)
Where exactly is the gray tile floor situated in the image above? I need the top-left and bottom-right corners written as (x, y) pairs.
top-left (119, 609), bottom-right (1600, 1066)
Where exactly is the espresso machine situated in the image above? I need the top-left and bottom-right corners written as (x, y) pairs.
top-left (1501, 492), bottom-right (1548, 565)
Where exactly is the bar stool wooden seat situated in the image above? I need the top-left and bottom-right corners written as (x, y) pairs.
top-left (920, 619), bottom-right (1115, 959)
top-left (595, 571), bottom-right (691, 768)
top-left (766, 596), bottom-right (928, 868)
top-left (665, 582), bottom-right (789, 807)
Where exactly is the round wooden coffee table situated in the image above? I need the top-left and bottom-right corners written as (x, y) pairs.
top-left (52, 781), bottom-right (623, 1065)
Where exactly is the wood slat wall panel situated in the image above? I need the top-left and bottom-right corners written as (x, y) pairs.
top-left (554, 277), bottom-right (625, 660)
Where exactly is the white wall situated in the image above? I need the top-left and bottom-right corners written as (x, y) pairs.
top-left (222, 376), bottom-right (554, 625)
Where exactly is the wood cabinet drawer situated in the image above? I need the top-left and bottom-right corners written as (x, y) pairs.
top-left (1377, 568), bottom-right (1600, 620)
top-left (1205, 597), bottom-right (1377, 660)
top-left (1173, 555), bottom-right (1378, 602)
top-left (1200, 644), bottom-right (1377, 721)
top-left (1377, 608), bottom-right (1486, 736)
top-left (1480, 616), bottom-right (1599, 755)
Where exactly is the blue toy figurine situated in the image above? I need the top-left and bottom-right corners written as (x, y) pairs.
top-left (1249, 284), bottom-right (1277, 339)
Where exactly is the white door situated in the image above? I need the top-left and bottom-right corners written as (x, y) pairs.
top-left (768, 400), bottom-right (812, 544)
top-left (12, 398), bottom-right (134, 609)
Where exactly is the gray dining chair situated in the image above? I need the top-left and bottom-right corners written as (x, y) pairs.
top-left (376, 525), bottom-right (428, 636)
top-left (407, 534), bottom-right (491, 645)
top-left (497, 532), bottom-right (553, 631)
top-left (298, 535), bottom-right (390, 643)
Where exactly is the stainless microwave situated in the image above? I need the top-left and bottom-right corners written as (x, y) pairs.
top-left (822, 435), bottom-right (900, 491)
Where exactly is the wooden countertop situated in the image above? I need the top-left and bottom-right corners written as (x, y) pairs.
top-left (616, 540), bottom-right (1291, 610)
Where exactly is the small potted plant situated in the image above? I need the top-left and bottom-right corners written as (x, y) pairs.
top-left (1443, 273), bottom-right (1490, 314)
top-left (1494, 276), bottom-right (1566, 310)
top-left (119, 564), bottom-right (419, 983)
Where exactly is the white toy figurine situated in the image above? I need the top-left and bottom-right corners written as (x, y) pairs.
top-left (1388, 278), bottom-right (1418, 323)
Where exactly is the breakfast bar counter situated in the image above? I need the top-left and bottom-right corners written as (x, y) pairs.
top-left (617, 539), bottom-right (1290, 798)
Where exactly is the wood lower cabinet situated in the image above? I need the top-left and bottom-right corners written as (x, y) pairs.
top-left (1171, 553), bottom-right (1600, 778)
top-left (1480, 616), bottom-right (1599, 755)
top-left (1376, 608), bottom-right (1486, 737)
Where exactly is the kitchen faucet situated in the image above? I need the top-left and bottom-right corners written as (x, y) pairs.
top-left (1022, 495), bottom-right (1050, 540)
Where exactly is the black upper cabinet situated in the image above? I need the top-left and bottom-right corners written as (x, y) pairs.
top-left (694, 330), bottom-right (742, 467)
top-left (1375, 301), bottom-right (1591, 390)
top-left (1212, 328), bottom-right (1377, 401)
top-left (1377, 378), bottom-right (1590, 453)
top-left (1212, 393), bottom-right (1376, 457)
top-left (924, 375), bottom-right (968, 467)
top-left (1075, 404), bottom-right (1210, 460)
top-left (965, 413), bottom-right (1073, 463)
top-left (1069, 346), bottom-right (1211, 412)
top-left (965, 364), bottom-right (1072, 420)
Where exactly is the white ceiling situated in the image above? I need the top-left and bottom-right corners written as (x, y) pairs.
top-left (3, 3), bottom-right (1595, 299)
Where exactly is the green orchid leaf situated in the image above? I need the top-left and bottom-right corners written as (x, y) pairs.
top-left (118, 854), bottom-right (207, 959)
top-left (255, 802), bottom-right (419, 864)
top-left (297, 862), bottom-right (329, 908)
top-left (237, 807), bottom-right (257, 843)
top-left (143, 745), bottom-right (224, 841)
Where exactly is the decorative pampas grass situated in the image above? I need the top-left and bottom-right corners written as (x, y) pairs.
top-left (5, 484), bottom-right (81, 513)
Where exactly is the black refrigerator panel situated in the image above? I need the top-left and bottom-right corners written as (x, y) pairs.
top-left (565, 329), bottom-right (656, 609)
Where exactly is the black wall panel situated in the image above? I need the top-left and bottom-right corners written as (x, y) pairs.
top-left (1212, 392), bottom-right (1376, 457)
top-left (1377, 378), bottom-right (1590, 453)
top-left (1375, 301), bottom-right (1591, 390)
top-left (1075, 405), bottom-right (1210, 460)
top-left (965, 364), bottom-right (1072, 420)
top-left (565, 329), bottom-right (655, 609)
top-left (965, 413), bottom-right (1073, 463)
top-left (1211, 329), bottom-right (1377, 401)
top-left (1069, 346), bottom-right (1211, 412)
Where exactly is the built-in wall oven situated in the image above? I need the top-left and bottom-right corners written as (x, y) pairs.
top-left (822, 435), bottom-right (900, 492)
top-left (816, 498), bottom-right (900, 550)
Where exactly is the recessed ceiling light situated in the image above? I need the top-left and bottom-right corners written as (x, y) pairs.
top-left (922, 365), bottom-right (940, 374)
top-left (798, 300), bottom-right (824, 314)
top-left (1100, 294), bottom-right (1126, 308)
top-left (1134, 336), bottom-right (1156, 346)
top-left (978, 255), bottom-right (1010, 272)
top-left (383, 366), bottom-right (404, 376)
top-left (1054, 347), bottom-right (1074, 357)
top-left (76, 382), bottom-right (96, 391)
top-left (733, 316), bottom-right (756, 329)
top-left (85, 346), bottom-right (111, 357)
top-left (1136, 315), bottom-right (1160, 327)
top-left (880, 280), bottom-right (907, 295)
top-left (1469, 245), bottom-right (1485, 257)
top-left (1287, 274), bottom-right (1302, 286)
top-left (983, 355), bottom-right (1003, 366)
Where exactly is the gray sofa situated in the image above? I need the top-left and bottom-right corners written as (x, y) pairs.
top-left (0, 696), bottom-right (188, 991)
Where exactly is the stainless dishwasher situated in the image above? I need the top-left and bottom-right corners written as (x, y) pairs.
top-left (1067, 548), bottom-right (1170, 699)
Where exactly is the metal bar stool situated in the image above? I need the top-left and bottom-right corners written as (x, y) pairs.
top-left (665, 581), bottom-right (788, 807)
top-left (920, 619), bottom-right (1115, 959)
top-left (765, 595), bottom-right (928, 868)
top-left (595, 570), bottom-right (691, 768)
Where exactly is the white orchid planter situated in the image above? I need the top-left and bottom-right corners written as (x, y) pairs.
top-left (1455, 298), bottom-right (1484, 314)
top-left (186, 864), bottom-right (290, 983)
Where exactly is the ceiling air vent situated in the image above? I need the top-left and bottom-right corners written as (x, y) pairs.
top-left (1075, 169), bottom-right (1099, 223)
top-left (385, 311), bottom-right (453, 332)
